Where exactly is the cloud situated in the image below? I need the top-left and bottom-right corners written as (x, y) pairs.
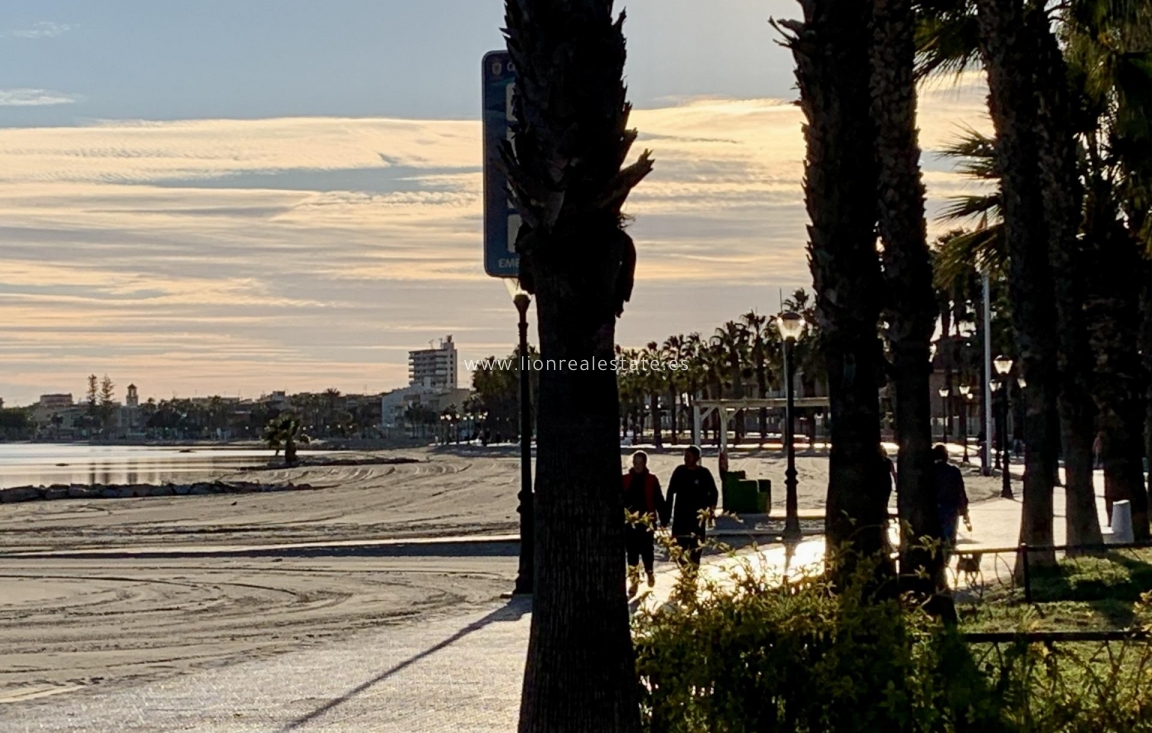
top-left (3, 21), bottom-right (74, 39)
top-left (0, 85), bottom-right (989, 404)
top-left (0, 88), bottom-right (79, 107)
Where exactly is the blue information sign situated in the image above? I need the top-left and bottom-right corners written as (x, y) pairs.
top-left (482, 51), bottom-right (520, 278)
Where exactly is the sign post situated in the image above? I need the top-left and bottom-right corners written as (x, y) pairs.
top-left (482, 51), bottom-right (520, 278)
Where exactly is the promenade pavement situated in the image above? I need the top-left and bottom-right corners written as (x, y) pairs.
top-left (0, 457), bottom-right (1110, 732)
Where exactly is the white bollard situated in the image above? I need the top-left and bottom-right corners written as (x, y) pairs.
top-left (1108, 500), bottom-right (1134, 544)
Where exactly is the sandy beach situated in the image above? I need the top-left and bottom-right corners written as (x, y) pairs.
top-left (0, 444), bottom-right (1003, 705)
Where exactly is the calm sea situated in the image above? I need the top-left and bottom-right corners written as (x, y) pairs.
top-left (0, 444), bottom-right (314, 489)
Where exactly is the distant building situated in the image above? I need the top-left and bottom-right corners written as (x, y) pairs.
top-left (408, 335), bottom-right (458, 390)
top-left (262, 391), bottom-right (291, 411)
top-left (380, 385), bottom-right (471, 430)
top-left (126, 384), bottom-right (139, 408)
top-left (37, 394), bottom-right (73, 411)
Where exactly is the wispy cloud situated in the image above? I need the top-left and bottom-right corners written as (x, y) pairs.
top-left (0, 82), bottom-right (989, 404)
top-left (3, 21), bottom-right (74, 39)
top-left (0, 88), bottom-right (78, 107)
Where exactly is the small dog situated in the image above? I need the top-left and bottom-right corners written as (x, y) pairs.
top-left (955, 552), bottom-right (983, 585)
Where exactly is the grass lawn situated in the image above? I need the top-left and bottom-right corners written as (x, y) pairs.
top-left (959, 548), bottom-right (1152, 632)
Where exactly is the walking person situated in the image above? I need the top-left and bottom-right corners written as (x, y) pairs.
top-left (622, 450), bottom-right (666, 597)
top-left (933, 444), bottom-right (970, 563)
top-left (664, 445), bottom-right (719, 572)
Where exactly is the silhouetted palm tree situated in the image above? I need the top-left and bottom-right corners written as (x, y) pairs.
top-left (501, 2), bottom-right (653, 728)
top-left (263, 413), bottom-right (308, 465)
top-left (871, 0), bottom-right (944, 591)
top-left (777, 0), bottom-right (892, 577)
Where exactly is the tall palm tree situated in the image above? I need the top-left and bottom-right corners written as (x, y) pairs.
top-left (661, 334), bottom-right (686, 442)
top-left (870, 0), bottom-right (944, 591)
top-left (1069, 3), bottom-right (1152, 538)
top-left (741, 310), bottom-right (774, 444)
top-left (777, 0), bottom-right (892, 578)
top-left (681, 332), bottom-right (706, 442)
top-left (644, 341), bottom-right (663, 445)
top-left (712, 320), bottom-right (748, 443)
top-left (502, 3), bottom-right (653, 725)
top-left (921, 1), bottom-right (1152, 547)
top-left (1030, 4), bottom-right (1103, 549)
top-left (703, 340), bottom-right (730, 443)
top-left (974, 0), bottom-right (1064, 568)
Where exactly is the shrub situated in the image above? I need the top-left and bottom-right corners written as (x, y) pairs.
top-left (633, 548), bottom-right (1152, 733)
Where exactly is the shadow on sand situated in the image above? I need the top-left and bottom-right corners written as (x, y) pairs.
top-left (277, 597), bottom-right (531, 732)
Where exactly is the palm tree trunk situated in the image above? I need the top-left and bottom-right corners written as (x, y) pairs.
top-left (1032, 14), bottom-right (1102, 547)
top-left (869, 0), bottom-right (943, 592)
top-left (649, 393), bottom-right (661, 445)
top-left (780, 0), bottom-right (891, 580)
top-left (1143, 265), bottom-right (1152, 529)
top-left (667, 387), bottom-right (678, 443)
top-left (976, 0), bottom-right (1060, 568)
top-left (503, 2), bottom-right (650, 730)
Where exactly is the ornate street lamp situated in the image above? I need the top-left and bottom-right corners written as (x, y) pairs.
top-left (504, 278), bottom-right (534, 595)
top-left (993, 356), bottom-right (1014, 499)
top-left (776, 311), bottom-right (806, 541)
top-left (938, 386), bottom-right (951, 442)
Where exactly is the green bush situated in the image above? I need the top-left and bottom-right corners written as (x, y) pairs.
top-left (633, 551), bottom-right (1152, 733)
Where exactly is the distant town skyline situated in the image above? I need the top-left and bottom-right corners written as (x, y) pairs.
top-left (0, 1), bottom-right (989, 405)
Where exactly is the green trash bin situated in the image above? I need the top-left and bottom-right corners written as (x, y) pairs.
top-left (756, 479), bottom-right (772, 515)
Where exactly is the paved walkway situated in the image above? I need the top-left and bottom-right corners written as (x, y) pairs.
top-left (0, 469), bottom-right (1111, 732)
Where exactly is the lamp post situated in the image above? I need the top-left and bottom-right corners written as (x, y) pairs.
top-left (938, 386), bottom-right (951, 443)
top-left (504, 278), bottom-right (534, 596)
top-left (776, 311), bottom-right (806, 541)
top-left (958, 385), bottom-right (972, 463)
top-left (993, 355), bottom-right (1014, 499)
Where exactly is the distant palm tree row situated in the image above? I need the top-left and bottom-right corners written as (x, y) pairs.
top-left (615, 289), bottom-right (824, 445)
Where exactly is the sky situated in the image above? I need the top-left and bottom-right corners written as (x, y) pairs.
top-left (0, 0), bottom-right (990, 405)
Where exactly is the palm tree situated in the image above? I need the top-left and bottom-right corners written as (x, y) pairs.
top-left (741, 311), bottom-right (774, 444)
top-left (973, 0), bottom-right (1063, 568)
top-left (661, 334), bottom-right (686, 443)
top-left (703, 340), bottom-right (730, 444)
top-left (263, 413), bottom-right (308, 465)
top-left (501, 2), bottom-right (653, 728)
top-left (712, 321), bottom-right (748, 443)
top-left (777, 0), bottom-right (892, 577)
top-left (1069, 4), bottom-right (1152, 538)
top-left (871, 0), bottom-right (944, 591)
top-left (643, 341), bottom-right (663, 445)
top-left (681, 332), bottom-right (706, 443)
top-left (921, 1), bottom-right (1152, 547)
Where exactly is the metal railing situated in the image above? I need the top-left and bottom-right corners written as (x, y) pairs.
top-left (949, 540), bottom-right (1152, 604)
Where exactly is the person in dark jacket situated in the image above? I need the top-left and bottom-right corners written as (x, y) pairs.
top-left (622, 450), bottom-right (666, 596)
top-left (664, 445), bottom-right (718, 570)
top-left (934, 444), bottom-right (970, 561)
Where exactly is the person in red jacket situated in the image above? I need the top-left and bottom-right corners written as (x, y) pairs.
top-left (623, 450), bottom-right (666, 596)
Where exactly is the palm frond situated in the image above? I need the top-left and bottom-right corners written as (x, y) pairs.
top-left (939, 194), bottom-right (1003, 221)
top-left (914, 1), bottom-right (982, 81)
top-left (933, 226), bottom-right (1006, 291)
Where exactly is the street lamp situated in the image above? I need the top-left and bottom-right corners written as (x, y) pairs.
top-left (776, 311), bottom-right (806, 541)
top-left (958, 385), bottom-right (972, 463)
top-left (504, 278), bottom-right (534, 595)
top-left (993, 356), bottom-right (1014, 499)
top-left (938, 386), bottom-right (951, 442)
